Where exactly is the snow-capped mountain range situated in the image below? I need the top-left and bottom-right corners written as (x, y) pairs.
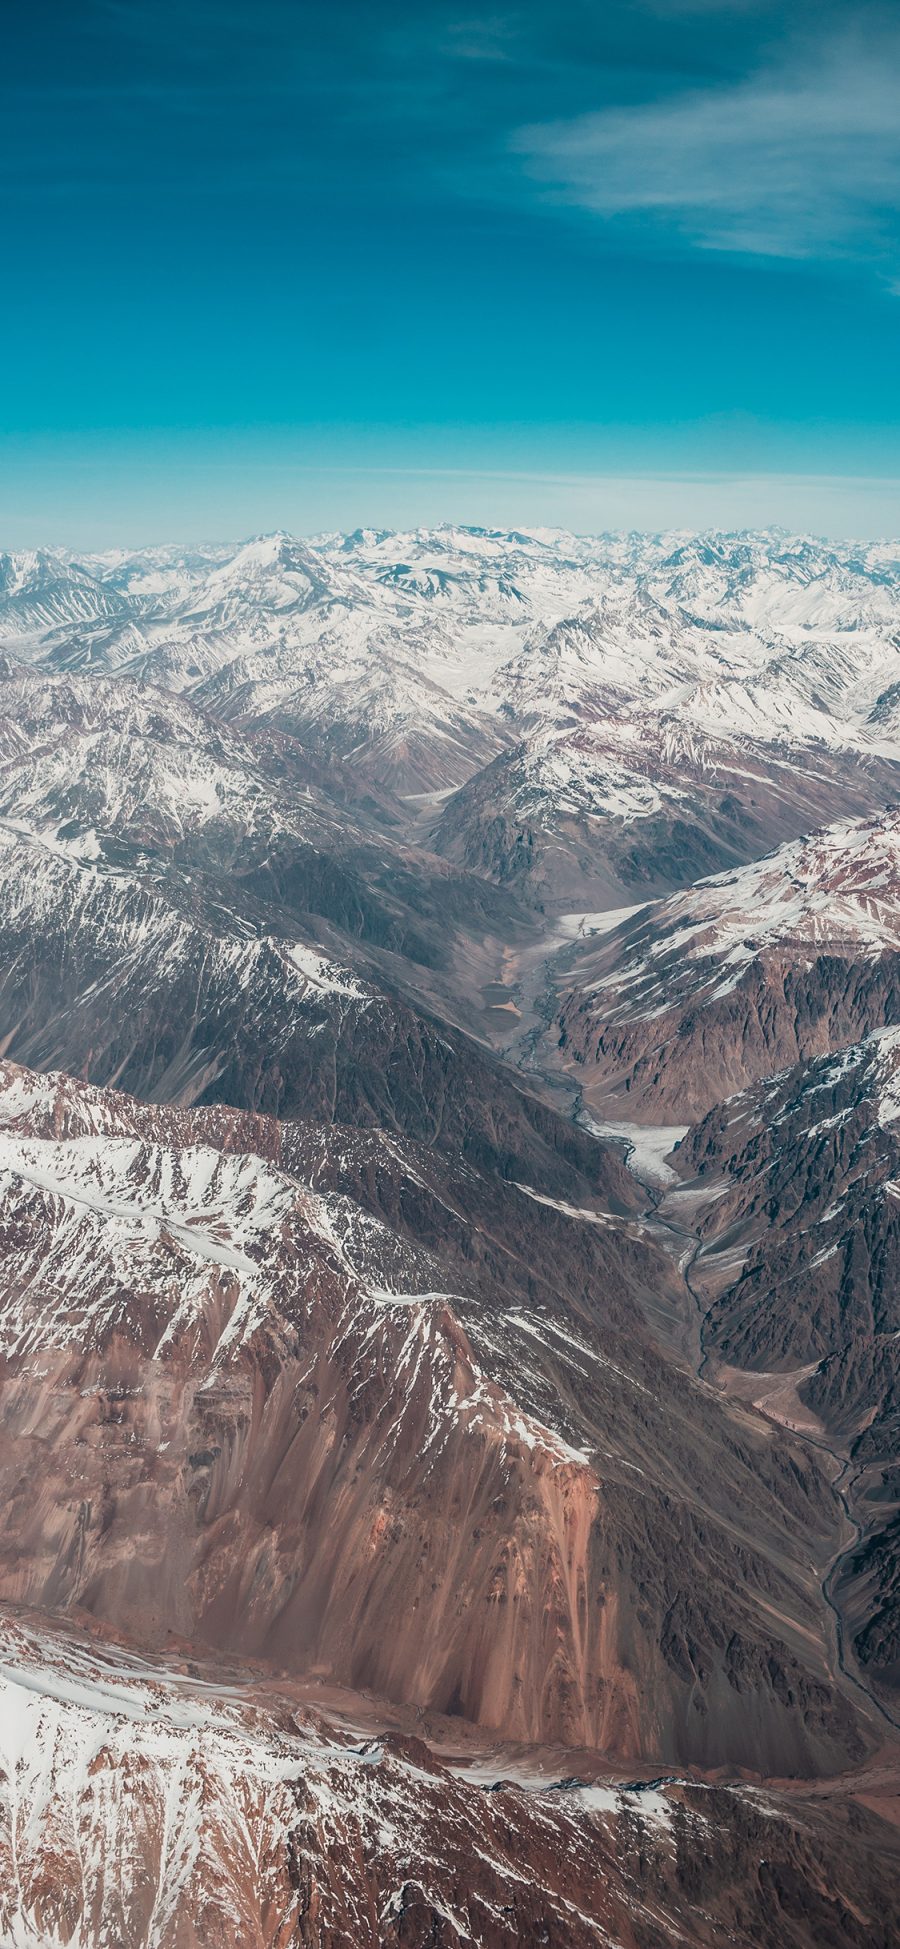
top-left (6, 525), bottom-right (900, 755)
top-left (6, 524), bottom-right (900, 906)
top-left (3, 526), bottom-right (900, 1945)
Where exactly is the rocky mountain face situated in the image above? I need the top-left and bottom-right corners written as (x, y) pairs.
top-left (0, 1057), bottom-right (857, 1775)
top-left (1, 527), bottom-right (900, 1945)
top-left (556, 811), bottom-right (900, 1121)
top-left (670, 1027), bottom-right (900, 1716)
top-left (5, 1613), bottom-right (897, 1949)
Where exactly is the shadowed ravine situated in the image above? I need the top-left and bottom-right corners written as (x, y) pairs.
top-left (621, 1141), bottom-right (900, 1742)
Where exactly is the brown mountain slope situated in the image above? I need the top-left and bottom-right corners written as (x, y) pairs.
top-left (554, 813), bottom-right (900, 1122)
top-left (4, 1611), bottom-right (898, 1949)
top-left (670, 1027), bottom-right (900, 1713)
top-left (0, 1059), bottom-right (872, 1773)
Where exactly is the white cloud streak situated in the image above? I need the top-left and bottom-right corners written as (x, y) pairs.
top-left (514, 37), bottom-right (900, 265)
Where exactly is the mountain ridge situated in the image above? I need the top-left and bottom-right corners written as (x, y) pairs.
top-left (2, 525), bottom-right (900, 1944)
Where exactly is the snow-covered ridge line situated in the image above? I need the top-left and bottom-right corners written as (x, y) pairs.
top-left (581, 808), bottom-right (900, 1020)
top-left (7, 529), bottom-right (900, 814)
top-left (0, 1060), bottom-right (596, 1470)
top-left (0, 1607), bottom-right (739, 1949)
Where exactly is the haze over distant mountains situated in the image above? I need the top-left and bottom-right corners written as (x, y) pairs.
top-left (2, 526), bottom-right (900, 1947)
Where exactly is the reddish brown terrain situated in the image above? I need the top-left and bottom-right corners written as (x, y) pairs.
top-left (5, 1611), bottom-right (899, 1949)
top-left (0, 1059), bottom-right (863, 1771)
top-left (2, 529), bottom-right (900, 1944)
top-left (555, 813), bottom-right (900, 1121)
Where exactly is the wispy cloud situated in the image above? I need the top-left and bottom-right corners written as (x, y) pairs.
top-left (514, 35), bottom-right (900, 267)
top-left (443, 15), bottom-right (520, 62)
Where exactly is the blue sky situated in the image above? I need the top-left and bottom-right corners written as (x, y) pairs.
top-left (3, 0), bottom-right (900, 541)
